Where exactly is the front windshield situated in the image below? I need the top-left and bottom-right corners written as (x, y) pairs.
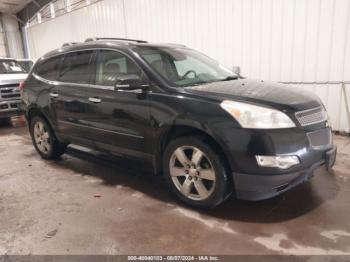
top-left (0, 60), bottom-right (26, 74)
top-left (136, 46), bottom-right (237, 87)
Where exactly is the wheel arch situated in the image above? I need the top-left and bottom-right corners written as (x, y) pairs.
top-left (26, 106), bottom-right (59, 142)
top-left (155, 123), bottom-right (234, 186)
top-left (26, 107), bottom-right (50, 126)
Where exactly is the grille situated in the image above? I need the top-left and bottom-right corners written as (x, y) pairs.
top-left (307, 128), bottom-right (331, 148)
top-left (295, 107), bottom-right (327, 126)
top-left (0, 84), bottom-right (20, 100)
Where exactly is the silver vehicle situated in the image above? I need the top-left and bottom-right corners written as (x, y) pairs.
top-left (0, 58), bottom-right (27, 120)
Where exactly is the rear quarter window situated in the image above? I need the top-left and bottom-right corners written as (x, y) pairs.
top-left (35, 56), bottom-right (63, 81)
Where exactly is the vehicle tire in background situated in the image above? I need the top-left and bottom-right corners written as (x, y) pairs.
top-left (0, 117), bottom-right (11, 124)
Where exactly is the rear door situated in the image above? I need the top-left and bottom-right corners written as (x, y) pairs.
top-left (32, 55), bottom-right (64, 128)
top-left (53, 50), bottom-right (95, 145)
top-left (83, 49), bottom-right (153, 159)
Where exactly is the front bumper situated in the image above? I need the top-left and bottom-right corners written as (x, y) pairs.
top-left (0, 100), bottom-right (23, 118)
top-left (234, 148), bottom-right (335, 201)
top-left (213, 124), bottom-right (336, 201)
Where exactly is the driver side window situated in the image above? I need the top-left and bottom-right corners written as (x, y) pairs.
top-left (95, 50), bottom-right (142, 86)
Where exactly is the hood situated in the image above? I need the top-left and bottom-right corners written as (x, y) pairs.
top-left (185, 79), bottom-right (321, 112)
top-left (0, 73), bottom-right (27, 85)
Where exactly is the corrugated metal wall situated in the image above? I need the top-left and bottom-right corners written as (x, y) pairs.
top-left (26, 0), bottom-right (350, 132)
top-left (0, 19), bottom-right (8, 57)
top-left (1, 14), bottom-right (24, 58)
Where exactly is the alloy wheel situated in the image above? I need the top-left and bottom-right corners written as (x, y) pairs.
top-left (169, 146), bottom-right (216, 200)
top-left (33, 121), bottom-right (51, 154)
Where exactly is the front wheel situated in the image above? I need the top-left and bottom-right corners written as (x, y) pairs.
top-left (163, 136), bottom-right (232, 208)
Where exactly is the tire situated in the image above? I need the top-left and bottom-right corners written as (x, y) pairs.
top-left (163, 136), bottom-right (232, 208)
top-left (0, 117), bottom-right (11, 124)
top-left (29, 116), bottom-right (66, 159)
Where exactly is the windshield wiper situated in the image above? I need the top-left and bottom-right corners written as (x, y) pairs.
top-left (184, 76), bottom-right (239, 87)
top-left (218, 76), bottom-right (239, 81)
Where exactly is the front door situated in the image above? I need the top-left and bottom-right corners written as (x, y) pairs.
top-left (83, 49), bottom-right (153, 159)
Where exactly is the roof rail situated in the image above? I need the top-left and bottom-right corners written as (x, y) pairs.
top-left (85, 37), bottom-right (148, 43)
top-left (62, 42), bottom-right (79, 47)
top-left (163, 43), bottom-right (186, 47)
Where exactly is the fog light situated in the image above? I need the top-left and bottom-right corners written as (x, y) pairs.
top-left (256, 155), bottom-right (300, 169)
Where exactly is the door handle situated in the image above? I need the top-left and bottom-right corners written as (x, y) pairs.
top-left (50, 92), bottom-right (58, 98)
top-left (88, 97), bottom-right (102, 103)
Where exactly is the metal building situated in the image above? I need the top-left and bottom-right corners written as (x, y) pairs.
top-left (22, 0), bottom-right (350, 132)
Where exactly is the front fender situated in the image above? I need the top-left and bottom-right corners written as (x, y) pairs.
top-left (149, 92), bottom-right (240, 174)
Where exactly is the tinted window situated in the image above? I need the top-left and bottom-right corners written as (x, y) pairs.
top-left (59, 51), bottom-right (94, 84)
top-left (36, 56), bottom-right (62, 80)
top-left (95, 50), bottom-right (142, 86)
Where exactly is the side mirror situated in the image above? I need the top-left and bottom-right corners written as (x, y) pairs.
top-left (115, 74), bottom-right (149, 90)
top-left (232, 66), bottom-right (241, 77)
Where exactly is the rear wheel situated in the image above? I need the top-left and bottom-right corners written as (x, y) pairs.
top-left (29, 116), bottom-right (66, 159)
top-left (163, 136), bottom-right (232, 208)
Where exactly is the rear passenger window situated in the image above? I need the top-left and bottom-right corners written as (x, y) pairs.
top-left (35, 56), bottom-right (63, 80)
top-left (58, 51), bottom-right (94, 84)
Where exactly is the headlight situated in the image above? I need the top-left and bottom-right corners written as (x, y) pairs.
top-left (220, 100), bottom-right (296, 129)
